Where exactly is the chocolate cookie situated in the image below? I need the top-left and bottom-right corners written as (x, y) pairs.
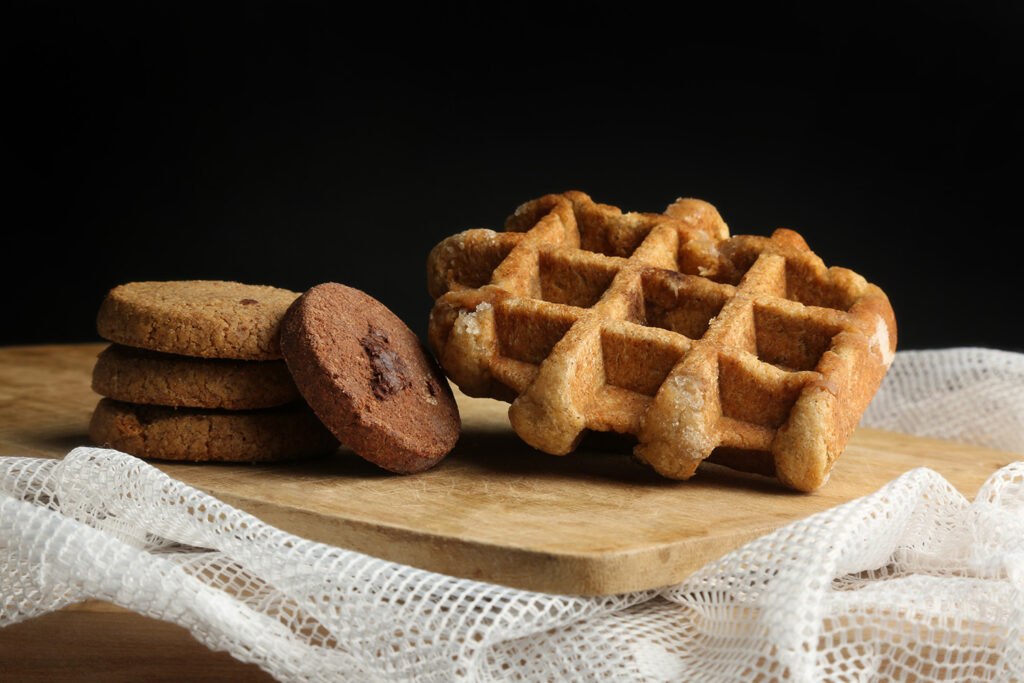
top-left (279, 282), bottom-right (460, 474)
top-left (92, 343), bottom-right (301, 410)
top-left (89, 398), bottom-right (338, 462)
top-left (96, 280), bottom-right (300, 360)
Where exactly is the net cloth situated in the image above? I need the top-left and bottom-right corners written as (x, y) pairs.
top-left (2, 347), bottom-right (1023, 682)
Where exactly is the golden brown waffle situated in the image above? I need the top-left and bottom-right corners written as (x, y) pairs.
top-left (427, 192), bottom-right (896, 491)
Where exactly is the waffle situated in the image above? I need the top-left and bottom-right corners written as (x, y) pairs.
top-left (426, 192), bottom-right (896, 491)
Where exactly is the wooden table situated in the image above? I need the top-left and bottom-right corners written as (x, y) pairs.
top-left (1, 344), bottom-right (1017, 679)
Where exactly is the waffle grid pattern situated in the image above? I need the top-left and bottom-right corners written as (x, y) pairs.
top-left (428, 192), bottom-right (896, 490)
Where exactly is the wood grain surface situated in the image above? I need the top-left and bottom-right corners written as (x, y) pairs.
top-left (0, 600), bottom-right (276, 682)
top-left (1, 344), bottom-right (1017, 597)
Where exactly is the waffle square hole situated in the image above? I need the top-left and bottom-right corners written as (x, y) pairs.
top-left (677, 238), bottom-right (758, 286)
top-left (641, 270), bottom-right (730, 340)
top-left (578, 214), bottom-right (655, 258)
top-left (496, 302), bottom-right (578, 365)
top-left (538, 251), bottom-right (619, 308)
top-left (718, 354), bottom-right (806, 428)
top-left (601, 326), bottom-right (685, 396)
top-left (753, 304), bottom-right (841, 371)
top-left (450, 233), bottom-right (517, 291)
top-left (785, 260), bottom-right (857, 311)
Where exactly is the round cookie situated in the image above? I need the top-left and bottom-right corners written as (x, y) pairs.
top-left (279, 282), bottom-right (461, 474)
top-left (92, 343), bottom-right (302, 410)
top-left (96, 280), bottom-right (300, 360)
top-left (89, 398), bottom-right (338, 462)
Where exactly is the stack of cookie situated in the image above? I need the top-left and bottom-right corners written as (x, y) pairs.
top-left (89, 279), bottom-right (462, 472)
top-left (89, 280), bottom-right (340, 462)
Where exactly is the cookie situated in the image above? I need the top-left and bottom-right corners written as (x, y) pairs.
top-left (89, 398), bottom-right (338, 462)
top-left (91, 343), bottom-right (301, 410)
top-left (96, 280), bottom-right (300, 360)
top-left (279, 282), bottom-right (460, 474)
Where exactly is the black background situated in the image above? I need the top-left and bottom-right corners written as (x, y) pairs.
top-left (6, 2), bottom-right (1023, 352)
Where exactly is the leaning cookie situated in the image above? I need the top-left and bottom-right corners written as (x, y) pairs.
top-left (279, 282), bottom-right (461, 474)
top-left (92, 343), bottom-right (301, 410)
top-left (96, 280), bottom-right (300, 360)
top-left (89, 398), bottom-right (339, 462)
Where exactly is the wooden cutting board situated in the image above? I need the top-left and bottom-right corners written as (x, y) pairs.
top-left (0, 344), bottom-right (1016, 595)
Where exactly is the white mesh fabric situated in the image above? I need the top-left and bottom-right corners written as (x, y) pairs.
top-left (2, 347), bottom-right (1023, 681)
top-left (862, 347), bottom-right (1024, 453)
